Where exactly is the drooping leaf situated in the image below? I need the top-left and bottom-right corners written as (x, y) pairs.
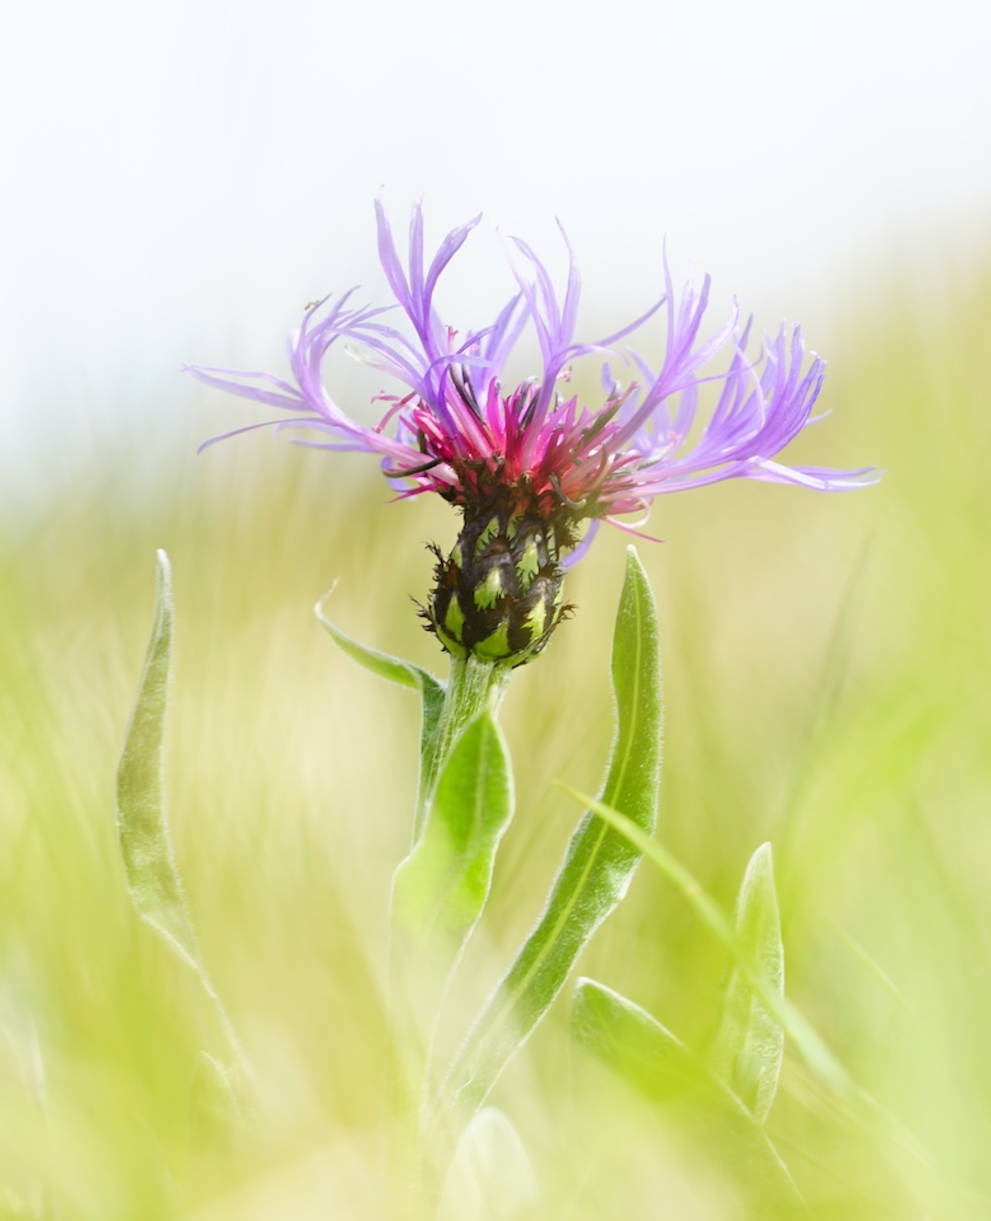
top-left (116, 550), bottom-right (198, 968)
top-left (392, 707), bottom-right (514, 958)
top-left (315, 586), bottom-right (443, 698)
top-left (315, 588), bottom-right (446, 828)
top-left (436, 1107), bottom-right (537, 1221)
top-left (438, 546), bottom-right (662, 1110)
top-left (710, 843), bottom-right (785, 1123)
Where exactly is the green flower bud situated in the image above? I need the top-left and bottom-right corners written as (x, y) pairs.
top-left (427, 505), bottom-right (569, 666)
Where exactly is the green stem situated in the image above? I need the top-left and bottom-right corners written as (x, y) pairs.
top-left (388, 651), bottom-right (512, 1163)
top-left (412, 652), bottom-right (509, 844)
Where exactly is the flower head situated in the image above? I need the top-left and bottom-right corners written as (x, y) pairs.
top-left (188, 202), bottom-right (875, 664)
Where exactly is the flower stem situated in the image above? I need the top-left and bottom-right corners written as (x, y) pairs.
top-left (384, 653), bottom-right (511, 1205)
top-left (412, 652), bottom-right (509, 844)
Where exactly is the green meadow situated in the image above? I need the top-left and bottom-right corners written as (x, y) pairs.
top-left (2, 260), bottom-right (989, 1219)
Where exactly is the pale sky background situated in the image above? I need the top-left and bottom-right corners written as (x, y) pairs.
top-left (2, 0), bottom-right (989, 506)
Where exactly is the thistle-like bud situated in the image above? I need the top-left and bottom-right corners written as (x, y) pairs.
top-left (427, 504), bottom-right (569, 666)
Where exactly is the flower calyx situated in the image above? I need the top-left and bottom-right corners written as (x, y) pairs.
top-left (425, 497), bottom-right (572, 667)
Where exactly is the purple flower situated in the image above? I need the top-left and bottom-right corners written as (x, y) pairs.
top-left (189, 203), bottom-right (874, 527)
top-left (187, 203), bottom-right (876, 663)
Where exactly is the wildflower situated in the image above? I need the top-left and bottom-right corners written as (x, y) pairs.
top-left (187, 203), bottom-right (876, 665)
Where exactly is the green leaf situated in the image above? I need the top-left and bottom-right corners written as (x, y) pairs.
top-left (573, 979), bottom-right (800, 1199)
top-left (438, 546), bottom-right (662, 1110)
top-left (315, 587), bottom-right (446, 828)
top-left (436, 1107), bottom-right (537, 1221)
top-left (315, 584), bottom-right (443, 696)
top-left (710, 843), bottom-right (785, 1123)
top-left (553, 789), bottom-right (861, 1110)
top-left (116, 550), bottom-right (198, 968)
top-left (392, 707), bottom-right (514, 957)
top-left (572, 978), bottom-right (697, 1098)
top-left (117, 551), bottom-right (247, 1074)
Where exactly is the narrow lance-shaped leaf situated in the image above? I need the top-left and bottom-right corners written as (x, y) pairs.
top-left (710, 843), bottom-right (785, 1123)
top-left (438, 546), bottom-right (662, 1110)
top-left (392, 707), bottom-right (514, 959)
top-left (116, 550), bottom-right (199, 968)
top-left (315, 588), bottom-right (446, 828)
top-left (117, 551), bottom-right (247, 1073)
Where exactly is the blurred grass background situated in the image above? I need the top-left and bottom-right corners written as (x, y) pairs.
top-left (1, 257), bottom-right (989, 1219)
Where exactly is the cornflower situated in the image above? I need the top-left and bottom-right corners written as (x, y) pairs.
top-left (188, 203), bottom-right (875, 665)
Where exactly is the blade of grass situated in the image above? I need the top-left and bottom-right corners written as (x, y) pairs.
top-left (828, 920), bottom-right (906, 1006)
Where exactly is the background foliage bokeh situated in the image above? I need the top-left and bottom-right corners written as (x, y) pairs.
top-left (1, 258), bottom-right (989, 1218)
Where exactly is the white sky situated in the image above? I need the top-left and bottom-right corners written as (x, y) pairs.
top-left (2, 0), bottom-right (989, 500)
